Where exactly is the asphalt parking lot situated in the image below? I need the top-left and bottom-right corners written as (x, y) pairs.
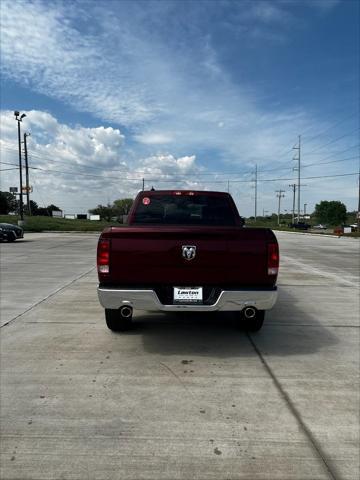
top-left (0, 231), bottom-right (359, 480)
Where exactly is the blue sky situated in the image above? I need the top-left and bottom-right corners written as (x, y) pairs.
top-left (0, 0), bottom-right (359, 216)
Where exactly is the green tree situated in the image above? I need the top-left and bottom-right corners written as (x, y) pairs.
top-left (35, 207), bottom-right (51, 216)
top-left (314, 200), bottom-right (347, 225)
top-left (113, 198), bottom-right (134, 216)
top-left (88, 204), bottom-right (114, 221)
top-left (0, 191), bottom-right (18, 214)
top-left (35, 204), bottom-right (62, 216)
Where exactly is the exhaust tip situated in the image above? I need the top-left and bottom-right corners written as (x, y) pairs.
top-left (120, 306), bottom-right (133, 318)
top-left (243, 307), bottom-right (257, 319)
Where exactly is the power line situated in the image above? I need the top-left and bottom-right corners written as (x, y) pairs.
top-left (302, 112), bottom-right (358, 145)
top-left (0, 161), bottom-right (358, 184)
top-left (228, 172), bottom-right (358, 184)
top-left (297, 110), bottom-right (357, 141)
top-left (1, 151), bottom-right (357, 183)
top-left (0, 161), bottom-right (18, 166)
top-left (304, 127), bottom-right (360, 156)
top-left (265, 111), bottom-right (358, 169)
top-left (0, 145), bottom-right (266, 178)
top-left (1, 145), bottom-right (133, 173)
top-left (255, 142), bottom-right (359, 178)
top-left (1, 141), bottom-right (358, 179)
top-left (301, 143), bottom-right (359, 158)
top-left (303, 155), bottom-right (359, 169)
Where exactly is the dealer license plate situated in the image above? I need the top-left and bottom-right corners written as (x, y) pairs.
top-left (173, 287), bottom-right (203, 304)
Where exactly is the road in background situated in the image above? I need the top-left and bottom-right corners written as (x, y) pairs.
top-left (1, 232), bottom-right (359, 480)
top-left (276, 231), bottom-right (359, 286)
top-left (0, 233), bottom-right (98, 327)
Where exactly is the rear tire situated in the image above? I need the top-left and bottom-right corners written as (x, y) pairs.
top-left (244, 310), bottom-right (265, 332)
top-left (105, 309), bottom-right (132, 332)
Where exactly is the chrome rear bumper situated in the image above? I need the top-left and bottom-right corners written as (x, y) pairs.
top-left (97, 287), bottom-right (277, 312)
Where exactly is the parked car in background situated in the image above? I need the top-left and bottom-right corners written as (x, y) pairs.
top-left (288, 222), bottom-right (311, 230)
top-left (313, 224), bottom-right (327, 230)
top-left (0, 223), bottom-right (24, 242)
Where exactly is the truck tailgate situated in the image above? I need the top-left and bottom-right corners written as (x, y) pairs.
top-left (102, 226), bottom-right (276, 287)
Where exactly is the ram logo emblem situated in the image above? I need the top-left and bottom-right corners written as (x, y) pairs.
top-left (182, 245), bottom-right (196, 261)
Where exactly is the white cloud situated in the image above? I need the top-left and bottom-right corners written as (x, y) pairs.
top-left (135, 132), bottom-right (174, 145)
top-left (143, 154), bottom-right (196, 174)
top-left (1, 108), bottom-right (358, 215)
top-left (0, 0), bottom-right (292, 133)
top-left (244, 2), bottom-right (292, 24)
top-left (0, 110), bottom-right (202, 212)
top-left (0, 109), bottom-right (130, 211)
top-left (0, 0), bottom-right (158, 125)
top-left (0, 0), bottom-right (335, 167)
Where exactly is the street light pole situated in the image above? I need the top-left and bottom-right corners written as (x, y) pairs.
top-left (24, 132), bottom-right (31, 215)
top-left (14, 111), bottom-right (26, 223)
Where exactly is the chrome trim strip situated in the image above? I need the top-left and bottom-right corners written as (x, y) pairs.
top-left (97, 287), bottom-right (277, 312)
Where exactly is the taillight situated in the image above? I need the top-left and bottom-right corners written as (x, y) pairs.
top-left (97, 238), bottom-right (110, 274)
top-left (268, 243), bottom-right (279, 276)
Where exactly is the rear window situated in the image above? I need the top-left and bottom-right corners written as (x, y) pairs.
top-left (132, 194), bottom-right (237, 226)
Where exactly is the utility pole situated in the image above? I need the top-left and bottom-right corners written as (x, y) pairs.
top-left (289, 183), bottom-right (296, 224)
top-left (254, 164), bottom-right (258, 221)
top-left (23, 132), bottom-right (31, 215)
top-left (304, 203), bottom-right (307, 217)
top-left (142, 178), bottom-right (145, 191)
top-left (293, 135), bottom-right (301, 221)
top-left (14, 111), bottom-right (26, 224)
top-left (227, 180), bottom-right (230, 193)
top-left (276, 190), bottom-right (285, 226)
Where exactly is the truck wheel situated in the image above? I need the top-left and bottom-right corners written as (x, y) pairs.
top-left (105, 309), bottom-right (132, 332)
top-left (244, 310), bottom-right (265, 332)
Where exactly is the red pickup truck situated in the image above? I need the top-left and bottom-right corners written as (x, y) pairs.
top-left (97, 190), bottom-right (279, 332)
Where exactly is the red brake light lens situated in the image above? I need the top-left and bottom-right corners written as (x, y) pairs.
top-left (97, 238), bottom-right (110, 274)
top-left (268, 243), bottom-right (279, 275)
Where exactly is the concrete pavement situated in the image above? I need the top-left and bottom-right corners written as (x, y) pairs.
top-left (0, 232), bottom-right (359, 479)
top-left (0, 233), bottom-right (98, 327)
